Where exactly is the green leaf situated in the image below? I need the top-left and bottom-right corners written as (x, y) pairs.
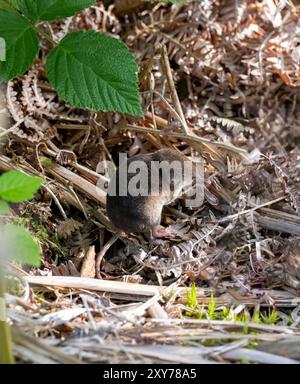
top-left (46, 31), bottom-right (142, 116)
top-left (18, 0), bottom-right (96, 21)
top-left (0, 170), bottom-right (43, 202)
top-left (0, 0), bottom-right (18, 11)
top-left (0, 9), bottom-right (38, 81)
top-left (1, 224), bottom-right (40, 266)
top-left (8, 0), bottom-right (20, 8)
top-left (0, 200), bottom-right (9, 214)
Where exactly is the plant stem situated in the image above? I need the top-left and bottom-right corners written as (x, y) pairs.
top-left (0, 321), bottom-right (14, 364)
top-left (31, 23), bottom-right (56, 46)
top-left (0, 267), bottom-right (14, 364)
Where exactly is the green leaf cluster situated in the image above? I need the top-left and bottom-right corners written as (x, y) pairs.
top-left (185, 286), bottom-right (281, 326)
top-left (0, 0), bottom-right (142, 115)
top-left (0, 170), bottom-right (43, 266)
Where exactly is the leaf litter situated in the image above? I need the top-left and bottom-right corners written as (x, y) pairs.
top-left (1, 0), bottom-right (300, 363)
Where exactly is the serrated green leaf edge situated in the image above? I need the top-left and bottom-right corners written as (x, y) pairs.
top-left (18, 0), bottom-right (96, 21)
top-left (46, 31), bottom-right (142, 116)
top-left (0, 170), bottom-right (43, 202)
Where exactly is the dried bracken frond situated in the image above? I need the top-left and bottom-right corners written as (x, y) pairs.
top-left (6, 81), bottom-right (24, 123)
top-left (218, 0), bottom-right (247, 24)
top-left (44, 2), bottom-right (121, 43)
top-left (6, 63), bottom-right (88, 143)
top-left (57, 218), bottom-right (83, 239)
top-left (51, 260), bottom-right (80, 277)
top-left (64, 224), bottom-right (97, 256)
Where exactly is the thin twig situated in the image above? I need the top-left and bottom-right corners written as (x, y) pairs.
top-left (160, 44), bottom-right (190, 135)
top-left (0, 120), bottom-right (23, 139)
top-left (43, 183), bottom-right (68, 220)
top-left (218, 195), bottom-right (288, 223)
top-left (126, 124), bottom-right (250, 160)
top-left (96, 232), bottom-right (120, 278)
